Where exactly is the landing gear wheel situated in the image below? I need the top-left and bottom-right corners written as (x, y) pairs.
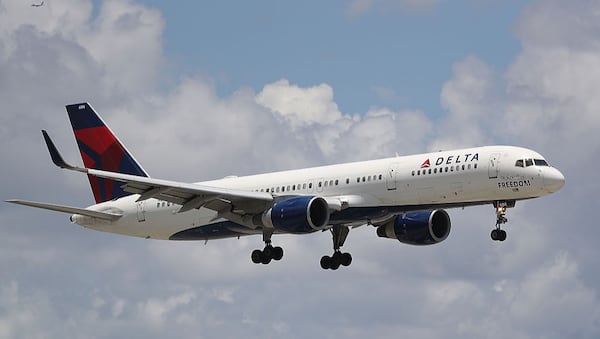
top-left (491, 228), bottom-right (507, 241)
top-left (341, 252), bottom-right (352, 267)
top-left (498, 229), bottom-right (507, 241)
top-left (261, 255), bottom-right (272, 265)
top-left (263, 245), bottom-right (274, 259)
top-left (491, 229), bottom-right (499, 241)
top-left (330, 251), bottom-right (342, 270)
top-left (320, 255), bottom-right (332, 270)
top-left (272, 246), bottom-right (284, 261)
top-left (251, 249), bottom-right (263, 264)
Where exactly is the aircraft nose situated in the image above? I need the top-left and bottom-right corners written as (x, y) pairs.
top-left (543, 167), bottom-right (565, 193)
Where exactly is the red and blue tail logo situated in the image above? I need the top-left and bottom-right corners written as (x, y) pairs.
top-left (66, 103), bottom-right (148, 203)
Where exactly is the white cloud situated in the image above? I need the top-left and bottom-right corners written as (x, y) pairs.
top-left (430, 56), bottom-right (500, 151)
top-left (137, 291), bottom-right (196, 326)
top-left (256, 79), bottom-right (343, 128)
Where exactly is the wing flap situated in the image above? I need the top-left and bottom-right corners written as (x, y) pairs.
top-left (6, 199), bottom-right (122, 221)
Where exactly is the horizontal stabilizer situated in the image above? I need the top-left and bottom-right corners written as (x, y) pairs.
top-left (6, 199), bottom-right (122, 221)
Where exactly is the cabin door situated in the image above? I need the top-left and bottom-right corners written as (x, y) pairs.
top-left (488, 153), bottom-right (501, 179)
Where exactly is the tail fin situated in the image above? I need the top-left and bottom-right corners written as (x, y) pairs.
top-left (66, 103), bottom-right (148, 203)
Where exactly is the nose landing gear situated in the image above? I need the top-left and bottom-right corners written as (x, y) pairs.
top-left (491, 201), bottom-right (513, 242)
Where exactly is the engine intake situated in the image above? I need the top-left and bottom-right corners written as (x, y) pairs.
top-left (376, 210), bottom-right (451, 245)
top-left (262, 196), bottom-right (330, 233)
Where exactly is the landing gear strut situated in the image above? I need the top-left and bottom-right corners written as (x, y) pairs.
top-left (491, 201), bottom-right (510, 241)
top-left (251, 229), bottom-right (283, 265)
top-left (320, 225), bottom-right (352, 270)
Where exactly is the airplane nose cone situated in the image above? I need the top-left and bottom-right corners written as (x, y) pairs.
top-left (543, 168), bottom-right (565, 193)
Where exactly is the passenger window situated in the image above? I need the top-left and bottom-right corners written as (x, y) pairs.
top-left (445, 167), bottom-right (448, 172)
top-left (367, 176), bottom-right (371, 181)
top-left (330, 180), bottom-right (334, 186)
top-left (379, 174), bottom-right (383, 180)
top-left (292, 185), bottom-right (296, 190)
top-left (428, 169), bottom-right (432, 174)
top-left (308, 183), bottom-right (312, 189)
top-left (474, 164), bottom-right (478, 169)
top-left (462, 164), bottom-right (465, 170)
top-left (346, 178), bottom-right (350, 184)
top-left (287, 185), bottom-right (290, 191)
top-left (417, 170), bottom-right (420, 175)
top-left (434, 168), bottom-right (437, 174)
top-left (335, 179), bottom-right (339, 185)
top-left (362, 176), bottom-right (366, 182)
top-left (303, 183), bottom-right (307, 189)
top-left (468, 164), bottom-right (471, 170)
top-left (318, 182), bottom-right (322, 188)
top-left (412, 170), bottom-right (415, 176)
top-left (156, 202), bottom-right (160, 208)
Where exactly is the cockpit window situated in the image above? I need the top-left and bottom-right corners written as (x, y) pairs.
top-left (534, 159), bottom-right (548, 166)
top-left (515, 159), bottom-right (524, 167)
top-left (525, 158), bottom-right (533, 167)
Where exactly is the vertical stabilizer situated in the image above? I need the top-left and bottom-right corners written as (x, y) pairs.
top-left (66, 103), bottom-right (148, 203)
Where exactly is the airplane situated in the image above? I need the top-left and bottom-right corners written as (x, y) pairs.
top-left (7, 103), bottom-right (565, 270)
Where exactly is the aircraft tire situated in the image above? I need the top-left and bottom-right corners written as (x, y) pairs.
top-left (273, 246), bottom-right (284, 261)
top-left (499, 230), bottom-right (507, 241)
top-left (251, 249), bottom-right (263, 264)
top-left (341, 252), bottom-right (352, 266)
top-left (320, 255), bottom-right (331, 270)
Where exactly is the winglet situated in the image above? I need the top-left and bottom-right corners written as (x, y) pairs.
top-left (41, 130), bottom-right (85, 172)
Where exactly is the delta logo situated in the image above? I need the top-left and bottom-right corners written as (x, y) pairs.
top-left (419, 153), bottom-right (480, 168)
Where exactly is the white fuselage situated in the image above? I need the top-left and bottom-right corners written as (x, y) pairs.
top-left (75, 145), bottom-right (565, 240)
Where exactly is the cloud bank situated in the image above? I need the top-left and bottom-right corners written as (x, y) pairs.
top-left (1, 0), bottom-right (599, 338)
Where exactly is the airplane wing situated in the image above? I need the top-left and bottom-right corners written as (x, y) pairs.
top-left (87, 168), bottom-right (273, 214)
top-left (6, 199), bottom-right (122, 221)
top-left (42, 130), bottom-right (274, 215)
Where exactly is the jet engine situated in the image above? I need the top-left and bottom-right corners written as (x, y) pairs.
top-left (262, 196), bottom-right (330, 233)
top-left (376, 210), bottom-right (451, 245)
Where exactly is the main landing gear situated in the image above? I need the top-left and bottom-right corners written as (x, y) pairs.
top-left (491, 201), bottom-right (513, 242)
top-left (251, 230), bottom-right (283, 265)
top-left (320, 225), bottom-right (352, 270)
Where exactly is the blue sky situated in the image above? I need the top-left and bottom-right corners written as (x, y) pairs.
top-left (136, 0), bottom-right (526, 116)
top-left (2, 0), bottom-right (600, 338)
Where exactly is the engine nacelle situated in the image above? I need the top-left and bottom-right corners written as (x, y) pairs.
top-left (262, 196), bottom-right (330, 233)
top-left (376, 210), bottom-right (451, 245)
